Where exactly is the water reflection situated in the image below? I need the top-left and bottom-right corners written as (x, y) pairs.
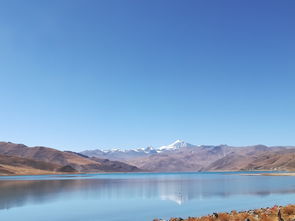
top-left (0, 173), bottom-right (294, 210)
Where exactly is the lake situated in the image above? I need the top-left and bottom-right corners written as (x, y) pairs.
top-left (0, 172), bottom-right (294, 221)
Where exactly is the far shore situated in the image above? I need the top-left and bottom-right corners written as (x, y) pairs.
top-left (1, 170), bottom-right (295, 177)
top-left (240, 172), bottom-right (295, 176)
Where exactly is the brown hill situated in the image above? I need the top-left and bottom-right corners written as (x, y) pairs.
top-left (0, 154), bottom-right (70, 175)
top-left (0, 142), bottom-right (141, 175)
top-left (0, 142), bottom-right (94, 167)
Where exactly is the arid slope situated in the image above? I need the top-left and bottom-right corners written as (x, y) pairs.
top-left (0, 142), bottom-right (141, 175)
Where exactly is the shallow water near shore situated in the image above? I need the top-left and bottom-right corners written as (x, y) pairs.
top-left (0, 171), bottom-right (294, 221)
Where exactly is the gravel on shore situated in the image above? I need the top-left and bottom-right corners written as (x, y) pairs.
top-left (154, 204), bottom-right (295, 221)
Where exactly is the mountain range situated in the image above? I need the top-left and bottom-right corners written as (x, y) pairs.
top-left (81, 140), bottom-right (295, 172)
top-left (0, 142), bottom-right (141, 175)
top-left (80, 140), bottom-right (192, 161)
top-left (0, 140), bottom-right (295, 175)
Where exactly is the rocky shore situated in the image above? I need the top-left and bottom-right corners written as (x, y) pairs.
top-left (154, 204), bottom-right (295, 221)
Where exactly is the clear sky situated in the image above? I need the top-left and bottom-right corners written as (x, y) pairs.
top-left (0, 0), bottom-right (294, 151)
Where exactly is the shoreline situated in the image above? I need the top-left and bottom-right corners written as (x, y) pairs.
top-left (239, 172), bottom-right (295, 176)
top-left (1, 170), bottom-right (295, 177)
top-left (155, 204), bottom-right (295, 221)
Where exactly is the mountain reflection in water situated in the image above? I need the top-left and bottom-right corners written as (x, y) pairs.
top-left (0, 173), bottom-right (295, 210)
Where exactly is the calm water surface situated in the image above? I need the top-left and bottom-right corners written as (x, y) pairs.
top-left (0, 172), bottom-right (294, 221)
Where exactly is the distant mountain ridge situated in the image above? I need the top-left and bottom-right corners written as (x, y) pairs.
top-left (1, 140), bottom-right (295, 175)
top-left (81, 140), bottom-right (295, 172)
top-left (80, 140), bottom-right (193, 160)
top-left (0, 142), bottom-right (141, 175)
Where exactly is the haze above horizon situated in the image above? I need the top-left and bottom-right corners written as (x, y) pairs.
top-left (1, 0), bottom-right (294, 151)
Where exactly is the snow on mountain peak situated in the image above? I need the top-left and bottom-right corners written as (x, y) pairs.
top-left (158, 139), bottom-right (190, 151)
top-left (171, 139), bottom-right (186, 146)
top-left (87, 140), bottom-right (192, 155)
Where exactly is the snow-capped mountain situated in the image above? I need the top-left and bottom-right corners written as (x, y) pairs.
top-left (102, 146), bottom-right (157, 154)
top-left (80, 140), bottom-right (193, 161)
top-left (158, 139), bottom-right (193, 152)
top-left (81, 146), bottom-right (159, 161)
top-left (80, 141), bottom-right (295, 172)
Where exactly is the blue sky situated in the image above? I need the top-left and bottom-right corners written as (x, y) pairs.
top-left (0, 0), bottom-right (294, 151)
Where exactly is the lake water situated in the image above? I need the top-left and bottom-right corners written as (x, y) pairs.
top-left (0, 172), bottom-right (294, 221)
